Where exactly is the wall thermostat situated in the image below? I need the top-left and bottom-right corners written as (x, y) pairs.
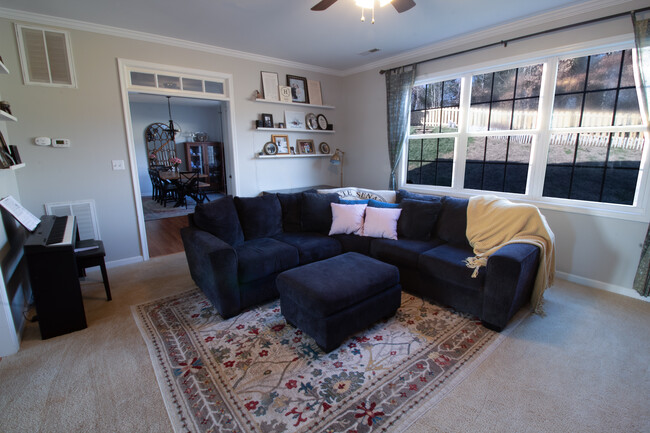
top-left (34, 136), bottom-right (51, 146)
top-left (52, 138), bottom-right (71, 148)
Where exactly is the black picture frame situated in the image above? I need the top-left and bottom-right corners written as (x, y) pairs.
top-left (261, 113), bottom-right (274, 128)
top-left (286, 75), bottom-right (309, 104)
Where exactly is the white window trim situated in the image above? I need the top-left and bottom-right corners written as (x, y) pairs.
top-left (14, 23), bottom-right (77, 88)
top-left (401, 36), bottom-right (650, 223)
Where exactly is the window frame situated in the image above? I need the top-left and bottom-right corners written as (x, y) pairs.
top-left (400, 38), bottom-right (650, 223)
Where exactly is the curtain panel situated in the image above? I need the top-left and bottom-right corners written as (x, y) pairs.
top-left (385, 66), bottom-right (416, 190)
top-left (632, 10), bottom-right (650, 297)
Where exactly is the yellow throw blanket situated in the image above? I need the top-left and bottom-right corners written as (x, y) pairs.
top-left (465, 195), bottom-right (555, 313)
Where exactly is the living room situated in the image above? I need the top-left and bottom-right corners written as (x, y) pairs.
top-left (0, 0), bottom-right (649, 431)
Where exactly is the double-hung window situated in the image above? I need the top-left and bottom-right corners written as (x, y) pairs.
top-left (405, 45), bottom-right (647, 216)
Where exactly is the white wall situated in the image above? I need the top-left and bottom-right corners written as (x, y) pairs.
top-left (339, 6), bottom-right (650, 293)
top-left (0, 17), bottom-right (342, 264)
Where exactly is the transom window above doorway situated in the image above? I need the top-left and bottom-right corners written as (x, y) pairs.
top-left (125, 66), bottom-right (228, 99)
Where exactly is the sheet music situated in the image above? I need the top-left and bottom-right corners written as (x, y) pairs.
top-left (0, 195), bottom-right (41, 231)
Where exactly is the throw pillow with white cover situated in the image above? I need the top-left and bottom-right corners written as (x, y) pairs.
top-left (362, 207), bottom-right (402, 240)
top-left (329, 203), bottom-right (367, 235)
top-left (317, 187), bottom-right (397, 203)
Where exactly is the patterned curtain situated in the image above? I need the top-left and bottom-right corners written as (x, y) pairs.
top-left (632, 10), bottom-right (650, 297)
top-left (386, 66), bottom-right (416, 190)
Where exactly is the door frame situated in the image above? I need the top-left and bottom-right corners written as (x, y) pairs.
top-left (117, 58), bottom-right (240, 260)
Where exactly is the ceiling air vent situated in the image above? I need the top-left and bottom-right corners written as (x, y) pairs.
top-left (359, 48), bottom-right (381, 56)
top-left (15, 24), bottom-right (77, 88)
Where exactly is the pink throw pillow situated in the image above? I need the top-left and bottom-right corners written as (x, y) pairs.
top-left (329, 203), bottom-right (367, 235)
top-left (362, 207), bottom-right (402, 240)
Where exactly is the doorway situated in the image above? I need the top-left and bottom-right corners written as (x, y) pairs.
top-left (118, 59), bottom-right (239, 260)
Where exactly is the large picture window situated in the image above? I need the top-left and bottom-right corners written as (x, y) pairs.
top-left (406, 46), bottom-right (647, 213)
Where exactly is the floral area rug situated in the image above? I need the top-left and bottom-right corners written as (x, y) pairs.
top-left (132, 289), bottom-right (517, 433)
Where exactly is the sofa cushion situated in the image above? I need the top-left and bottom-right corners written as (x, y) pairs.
top-left (277, 193), bottom-right (302, 233)
top-left (234, 194), bottom-right (283, 240)
top-left (363, 207), bottom-right (401, 240)
top-left (273, 232), bottom-right (342, 265)
top-left (435, 196), bottom-right (470, 246)
top-left (397, 198), bottom-right (443, 240)
top-left (329, 203), bottom-right (367, 235)
top-left (368, 199), bottom-right (399, 208)
top-left (396, 189), bottom-right (443, 203)
top-left (331, 233), bottom-right (373, 255)
top-left (371, 238), bottom-right (445, 269)
top-left (193, 195), bottom-right (244, 246)
top-left (418, 243), bottom-right (485, 291)
top-left (235, 238), bottom-right (299, 283)
top-left (301, 192), bottom-right (339, 233)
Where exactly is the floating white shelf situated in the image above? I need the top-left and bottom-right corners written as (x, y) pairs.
top-left (255, 153), bottom-right (332, 159)
top-left (0, 60), bottom-right (8, 74)
top-left (255, 98), bottom-right (335, 110)
top-left (0, 110), bottom-right (16, 122)
top-left (8, 163), bottom-right (25, 170)
top-left (255, 127), bottom-right (334, 134)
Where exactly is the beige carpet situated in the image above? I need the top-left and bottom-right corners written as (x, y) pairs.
top-left (0, 253), bottom-right (649, 432)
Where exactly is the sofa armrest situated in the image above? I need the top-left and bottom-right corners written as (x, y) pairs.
top-left (180, 226), bottom-right (241, 318)
top-left (482, 243), bottom-right (540, 331)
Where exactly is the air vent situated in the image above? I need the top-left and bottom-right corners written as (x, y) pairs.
top-left (45, 200), bottom-right (100, 241)
top-left (359, 48), bottom-right (381, 56)
top-left (15, 24), bottom-right (76, 88)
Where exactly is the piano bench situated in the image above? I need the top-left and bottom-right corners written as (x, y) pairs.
top-left (76, 240), bottom-right (112, 301)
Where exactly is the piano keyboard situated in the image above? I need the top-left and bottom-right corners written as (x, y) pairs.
top-left (46, 215), bottom-right (75, 246)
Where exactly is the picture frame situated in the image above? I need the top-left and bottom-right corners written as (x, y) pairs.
top-left (286, 75), bottom-right (309, 104)
top-left (297, 139), bottom-right (315, 154)
top-left (261, 113), bottom-right (274, 128)
top-left (261, 71), bottom-right (279, 101)
top-left (307, 80), bottom-right (322, 106)
top-left (279, 86), bottom-right (293, 103)
top-left (0, 131), bottom-right (12, 168)
top-left (319, 142), bottom-right (331, 154)
top-left (285, 110), bottom-right (305, 129)
top-left (271, 134), bottom-right (290, 155)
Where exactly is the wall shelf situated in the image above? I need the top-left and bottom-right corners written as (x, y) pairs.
top-left (8, 163), bottom-right (25, 170)
top-left (0, 110), bottom-right (17, 122)
top-left (0, 60), bottom-right (8, 74)
top-left (255, 98), bottom-right (335, 110)
top-left (256, 153), bottom-right (332, 159)
top-left (255, 127), bottom-right (334, 134)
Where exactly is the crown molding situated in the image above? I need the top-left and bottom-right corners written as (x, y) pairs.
top-left (0, 7), bottom-right (345, 77)
top-left (341, 0), bottom-right (635, 76)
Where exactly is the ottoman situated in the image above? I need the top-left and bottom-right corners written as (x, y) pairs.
top-left (276, 252), bottom-right (401, 352)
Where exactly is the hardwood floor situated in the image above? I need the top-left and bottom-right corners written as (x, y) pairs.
top-left (145, 215), bottom-right (189, 258)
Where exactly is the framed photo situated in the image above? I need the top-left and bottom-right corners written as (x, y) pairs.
top-left (271, 134), bottom-right (290, 155)
top-left (285, 110), bottom-right (305, 129)
top-left (261, 113), bottom-right (273, 128)
top-left (279, 86), bottom-right (293, 103)
top-left (307, 80), bottom-right (322, 106)
top-left (286, 75), bottom-right (309, 104)
top-left (319, 142), bottom-right (330, 154)
top-left (305, 113), bottom-right (318, 130)
top-left (263, 141), bottom-right (278, 155)
top-left (297, 139), bottom-right (315, 154)
top-left (261, 71), bottom-right (279, 101)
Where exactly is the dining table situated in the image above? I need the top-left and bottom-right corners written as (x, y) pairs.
top-left (159, 170), bottom-right (211, 207)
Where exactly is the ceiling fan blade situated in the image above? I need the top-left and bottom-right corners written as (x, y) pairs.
top-left (311, 0), bottom-right (338, 11)
top-left (392, 0), bottom-right (416, 13)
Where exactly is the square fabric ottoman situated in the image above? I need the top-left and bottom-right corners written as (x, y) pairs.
top-left (276, 252), bottom-right (401, 352)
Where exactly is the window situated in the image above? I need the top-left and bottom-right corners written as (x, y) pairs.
top-left (15, 24), bottom-right (76, 87)
top-left (406, 46), bottom-right (647, 213)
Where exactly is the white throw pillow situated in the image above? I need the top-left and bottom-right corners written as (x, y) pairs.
top-left (362, 207), bottom-right (402, 240)
top-left (329, 203), bottom-right (367, 235)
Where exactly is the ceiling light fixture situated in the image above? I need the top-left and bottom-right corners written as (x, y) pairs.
top-left (356, 0), bottom-right (393, 24)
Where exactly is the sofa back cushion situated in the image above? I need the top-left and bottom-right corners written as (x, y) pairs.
top-left (301, 192), bottom-right (339, 233)
top-left (435, 196), bottom-right (470, 246)
top-left (396, 189), bottom-right (443, 203)
top-left (277, 193), bottom-right (302, 232)
top-left (193, 195), bottom-right (244, 246)
top-left (234, 194), bottom-right (283, 240)
top-left (397, 198), bottom-right (443, 240)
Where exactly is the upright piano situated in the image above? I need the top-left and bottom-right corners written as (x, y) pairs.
top-left (24, 215), bottom-right (87, 339)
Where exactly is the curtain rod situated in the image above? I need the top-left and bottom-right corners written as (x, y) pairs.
top-left (379, 6), bottom-right (650, 75)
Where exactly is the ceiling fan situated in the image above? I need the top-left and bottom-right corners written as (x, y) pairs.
top-left (311, 0), bottom-right (416, 14)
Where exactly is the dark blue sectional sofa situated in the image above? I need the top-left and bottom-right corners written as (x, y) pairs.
top-left (180, 189), bottom-right (540, 331)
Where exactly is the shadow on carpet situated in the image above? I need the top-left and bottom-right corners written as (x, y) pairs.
top-left (132, 289), bottom-right (526, 432)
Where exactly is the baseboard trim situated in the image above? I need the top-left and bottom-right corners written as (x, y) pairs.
top-left (106, 256), bottom-right (144, 269)
top-left (556, 271), bottom-right (649, 302)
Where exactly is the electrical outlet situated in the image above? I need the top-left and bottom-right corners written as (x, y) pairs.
top-left (112, 160), bottom-right (125, 170)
